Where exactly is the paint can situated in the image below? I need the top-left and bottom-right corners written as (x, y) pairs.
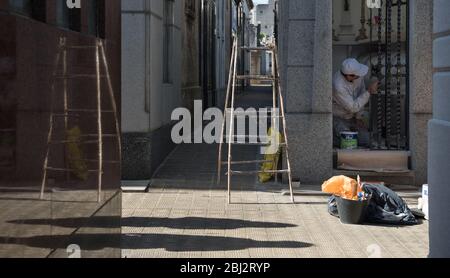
top-left (422, 184), bottom-right (429, 220)
top-left (340, 131), bottom-right (358, 150)
top-left (336, 196), bottom-right (370, 225)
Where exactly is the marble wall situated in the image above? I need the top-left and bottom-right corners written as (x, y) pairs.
top-left (429, 0), bottom-right (450, 258)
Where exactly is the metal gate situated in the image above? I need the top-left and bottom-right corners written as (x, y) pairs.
top-left (368, 0), bottom-right (410, 150)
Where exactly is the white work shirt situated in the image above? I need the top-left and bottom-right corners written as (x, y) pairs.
top-left (332, 71), bottom-right (370, 120)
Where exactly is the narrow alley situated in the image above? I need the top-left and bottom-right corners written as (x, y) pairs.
top-left (122, 86), bottom-right (429, 258)
top-left (1, 0), bottom-right (449, 263)
top-left (148, 86), bottom-right (275, 191)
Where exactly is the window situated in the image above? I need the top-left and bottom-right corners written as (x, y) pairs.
top-left (88, 0), bottom-right (106, 38)
top-left (56, 0), bottom-right (81, 32)
top-left (8, 0), bottom-right (46, 22)
top-left (163, 0), bottom-right (174, 84)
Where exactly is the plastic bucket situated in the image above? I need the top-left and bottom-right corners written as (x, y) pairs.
top-left (336, 196), bottom-right (370, 225)
top-left (340, 131), bottom-right (358, 149)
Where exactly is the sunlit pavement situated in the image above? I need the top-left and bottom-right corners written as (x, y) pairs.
top-left (122, 189), bottom-right (429, 258)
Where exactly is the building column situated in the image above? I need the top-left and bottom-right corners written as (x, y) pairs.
top-left (279, 0), bottom-right (333, 184)
top-left (429, 0), bottom-right (450, 258)
top-left (121, 0), bottom-right (152, 180)
top-left (409, 0), bottom-right (433, 186)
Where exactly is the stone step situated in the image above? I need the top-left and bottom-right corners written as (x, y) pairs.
top-left (121, 180), bottom-right (149, 192)
top-left (240, 46), bottom-right (272, 51)
top-left (333, 149), bottom-right (414, 186)
top-left (332, 169), bottom-right (416, 186)
top-left (334, 149), bottom-right (410, 172)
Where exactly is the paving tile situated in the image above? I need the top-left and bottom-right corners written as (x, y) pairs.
top-left (122, 191), bottom-right (429, 258)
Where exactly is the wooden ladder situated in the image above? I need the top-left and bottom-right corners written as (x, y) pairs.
top-left (40, 37), bottom-right (121, 203)
top-left (217, 36), bottom-right (296, 204)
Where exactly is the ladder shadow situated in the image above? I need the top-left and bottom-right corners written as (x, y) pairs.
top-left (0, 233), bottom-right (314, 252)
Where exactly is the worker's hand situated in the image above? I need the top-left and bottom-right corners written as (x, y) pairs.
top-left (368, 81), bottom-right (379, 95)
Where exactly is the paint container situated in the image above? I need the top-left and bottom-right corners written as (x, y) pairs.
top-left (422, 184), bottom-right (429, 220)
top-left (336, 196), bottom-right (370, 225)
top-left (340, 131), bottom-right (358, 150)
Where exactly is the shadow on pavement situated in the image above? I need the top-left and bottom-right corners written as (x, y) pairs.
top-left (0, 233), bottom-right (313, 252)
top-left (9, 216), bottom-right (297, 230)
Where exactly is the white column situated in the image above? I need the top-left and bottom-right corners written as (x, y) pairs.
top-left (429, 0), bottom-right (450, 258)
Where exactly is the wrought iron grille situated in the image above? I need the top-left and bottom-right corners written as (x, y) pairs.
top-left (369, 0), bottom-right (409, 150)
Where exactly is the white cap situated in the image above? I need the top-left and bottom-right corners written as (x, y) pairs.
top-left (341, 58), bottom-right (369, 77)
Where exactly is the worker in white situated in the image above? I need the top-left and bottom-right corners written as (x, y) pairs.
top-left (333, 58), bottom-right (379, 147)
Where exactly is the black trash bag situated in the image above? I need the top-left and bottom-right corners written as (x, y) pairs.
top-left (327, 183), bottom-right (417, 225)
top-left (328, 196), bottom-right (339, 217)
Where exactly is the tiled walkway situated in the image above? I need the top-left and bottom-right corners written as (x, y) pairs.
top-left (122, 189), bottom-right (429, 258)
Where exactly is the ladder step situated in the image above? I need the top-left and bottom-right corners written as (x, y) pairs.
top-left (224, 135), bottom-right (270, 139)
top-left (230, 142), bottom-right (286, 146)
top-left (79, 134), bottom-right (119, 138)
top-left (224, 136), bottom-right (283, 143)
top-left (252, 115), bottom-right (283, 118)
top-left (224, 113), bottom-right (284, 119)
top-left (228, 169), bottom-right (290, 176)
top-left (236, 75), bottom-right (275, 81)
top-left (73, 159), bottom-right (120, 164)
top-left (51, 111), bottom-right (115, 120)
top-left (64, 46), bottom-right (98, 50)
top-left (55, 74), bottom-right (106, 79)
top-left (226, 107), bottom-right (280, 112)
top-left (225, 112), bottom-right (283, 117)
top-left (52, 114), bottom-right (81, 118)
top-left (240, 46), bottom-right (272, 51)
top-left (221, 160), bottom-right (272, 165)
top-left (49, 140), bottom-right (100, 145)
top-left (67, 109), bottom-right (115, 113)
top-left (45, 167), bottom-right (102, 173)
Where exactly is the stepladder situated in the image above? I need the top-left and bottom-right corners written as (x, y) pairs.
top-left (40, 37), bottom-right (121, 203)
top-left (217, 35), bottom-right (297, 204)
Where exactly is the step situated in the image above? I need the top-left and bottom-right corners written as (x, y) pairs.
top-left (74, 159), bottom-right (120, 164)
top-left (67, 109), bottom-right (115, 113)
top-left (224, 135), bottom-right (271, 140)
top-left (240, 46), bottom-right (272, 51)
top-left (46, 167), bottom-right (101, 173)
top-left (229, 141), bottom-right (286, 146)
top-left (223, 114), bottom-right (284, 119)
top-left (332, 169), bottom-right (416, 186)
top-left (121, 180), bottom-right (149, 192)
top-left (228, 169), bottom-right (290, 176)
top-left (335, 149), bottom-right (410, 172)
top-left (79, 134), bottom-right (119, 138)
top-left (333, 149), bottom-right (414, 185)
top-left (236, 75), bottom-right (275, 81)
top-left (49, 140), bottom-right (100, 145)
top-left (64, 45), bottom-right (98, 50)
top-left (224, 112), bottom-right (283, 118)
top-left (221, 160), bottom-right (272, 165)
top-left (54, 74), bottom-right (106, 79)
